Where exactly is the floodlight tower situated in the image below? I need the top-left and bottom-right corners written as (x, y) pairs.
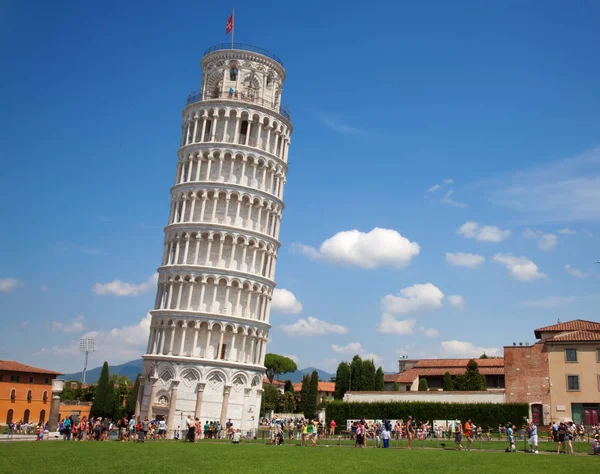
top-left (79, 337), bottom-right (95, 384)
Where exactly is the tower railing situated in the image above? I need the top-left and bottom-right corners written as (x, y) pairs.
top-left (204, 43), bottom-right (284, 67)
top-left (186, 91), bottom-right (291, 120)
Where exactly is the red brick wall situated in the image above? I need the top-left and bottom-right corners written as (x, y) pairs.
top-left (504, 344), bottom-right (550, 409)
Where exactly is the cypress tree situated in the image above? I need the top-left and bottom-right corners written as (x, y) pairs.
top-left (334, 362), bottom-right (351, 399)
top-left (284, 380), bottom-right (294, 393)
top-left (304, 370), bottom-right (319, 419)
top-left (125, 374), bottom-right (141, 416)
top-left (91, 361), bottom-right (115, 419)
top-left (418, 378), bottom-right (429, 391)
top-left (362, 359), bottom-right (376, 390)
top-left (375, 367), bottom-right (385, 391)
top-left (442, 372), bottom-right (454, 391)
top-left (300, 374), bottom-right (311, 416)
top-left (350, 355), bottom-right (363, 391)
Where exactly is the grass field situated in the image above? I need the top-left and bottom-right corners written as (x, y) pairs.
top-left (1, 440), bottom-right (598, 473)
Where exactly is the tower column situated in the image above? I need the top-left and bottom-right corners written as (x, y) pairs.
top-left (166, 380), bottom-right (180, 438)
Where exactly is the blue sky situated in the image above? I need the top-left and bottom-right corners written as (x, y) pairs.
top-left (1, 1), bottom-right (599, 374)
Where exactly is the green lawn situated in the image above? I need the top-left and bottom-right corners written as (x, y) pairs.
top-left (0, 440), bottom-right (598, 473)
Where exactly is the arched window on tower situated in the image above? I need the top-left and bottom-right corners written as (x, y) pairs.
top-left (238, 121), bottom-right (248, 145)
top-left (266, 74), bottom-right (273, 88)
top-left (203, 120), bottom-right (212, 142)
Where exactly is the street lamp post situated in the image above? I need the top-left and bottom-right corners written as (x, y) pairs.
top-left (79, 337), bottom-right (95, 384)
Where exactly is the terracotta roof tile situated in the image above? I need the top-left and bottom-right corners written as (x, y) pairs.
top-left (545, 330), bottom-right (600, 342)
top-left (384, 369), bottom-right (419, 384)
top-left (0, 360), bottom-right (61, 375)
top-left (292, 381), bottom-right (335, 393)
top-left (534, 319), bottom-right (600, 338)
top-left (413, 358), bottom-right (504, 368)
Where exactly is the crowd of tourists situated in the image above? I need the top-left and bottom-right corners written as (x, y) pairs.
top-left (182, 416), bottom-right (241, 443)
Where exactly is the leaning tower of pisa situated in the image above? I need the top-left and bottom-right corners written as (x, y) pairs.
top-left (137, 44), bottom-right (292, 436)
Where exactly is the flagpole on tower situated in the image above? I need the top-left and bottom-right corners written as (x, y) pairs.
top-left (231, 8), bottom-right (235, 49)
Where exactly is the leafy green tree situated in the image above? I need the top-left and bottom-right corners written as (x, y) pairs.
top-left (334, 362), bottom-right (351, 399)
top-left (284, 380), bottom-right (294, 393)
top-left (264, 354), bottom-right (298, 384)
top-left (454, 359), bottom-right (486, 391)
top-left (263, 384), bottom-right (279, 414)
top-left (91, 362), bottom-right (115, 419)
top-left (350, 355), bottom-right (363, 391)
top-left (278, 391), bottom-right (296, 413)
top-left (125, 374), bottom-right (141, 416)
top-left (480, 353), bottom-right (489, 359)
top-left (442, 372), bottom-right (454, 391)
top-left (418, 378), bottom-right (429, 391)
top-left (391, 382), bottom-right (400, 392)
top-left (304, 370), bottom-right (319, 419)
top-left (375, 367), bottom-right (385, 391)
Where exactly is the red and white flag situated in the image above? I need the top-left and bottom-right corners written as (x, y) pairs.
top-left (226, 12), bottom-right (234, 35)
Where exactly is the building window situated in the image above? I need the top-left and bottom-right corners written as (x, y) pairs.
top-left (10, 375), bottom-right (20, 383)
top-left (28, 376), bottom-right (34, 383)
top-left (567, 375), bottom-right (580, 391)
top-left (44, 378), bottom-right (50, 385)
top-left (10, 389), bottom-right (16, 401)
top-left (26, 390), bottom-right (32, 402)
top-left (597, 348), bottom-right (600, 363)
top-left (565, 349), bottom-right (578, 362)
top-left (43, 391), bottom-right (48, 402)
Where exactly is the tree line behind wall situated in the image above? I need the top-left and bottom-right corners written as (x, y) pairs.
top-left (334, 355), bottom-right (384, 399)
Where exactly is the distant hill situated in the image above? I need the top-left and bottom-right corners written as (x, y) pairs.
top-left (62, 359), bottom-right (333, 384)
top-left (61, 359), bottom-right (144, 383)
top-left (285, 367), bottom-right (334, 383)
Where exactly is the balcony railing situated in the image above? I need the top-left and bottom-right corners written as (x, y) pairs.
top-left (203, 43), bottom-right (284, 67)
top-left (186, 91), bottom-right (290, 120)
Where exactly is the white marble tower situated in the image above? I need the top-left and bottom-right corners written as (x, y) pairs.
top-left (138, 44), bottom-right (292, 436)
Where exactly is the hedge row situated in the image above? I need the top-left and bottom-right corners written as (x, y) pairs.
top-left (321, 400), bottom-right (529, 428)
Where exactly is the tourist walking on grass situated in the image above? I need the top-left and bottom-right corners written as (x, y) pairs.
top-left (557, 423), bottom-right (566, 454)
top-left (566, 422), bottom-right (575, 454)
top-left (507, 424), bottom-right (516, 452)
top-left (527, 421), bottom-right (538, 454)
top-left (381, 424), bottom-right (390, 448)
top-left (464, 419), bottom-right (472, 451)
top-left (455, 421), bottom-right (463, 450)
top-left (406, 416), bottom-right (414, 449)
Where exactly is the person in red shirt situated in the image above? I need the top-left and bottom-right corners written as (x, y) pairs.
top-left (329, 419), bottom-right (336, 438)
top-left (464, 419), bottom-right (473, 451)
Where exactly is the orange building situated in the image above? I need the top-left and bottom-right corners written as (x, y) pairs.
top-left (0, 361), bottom-right (60, 425)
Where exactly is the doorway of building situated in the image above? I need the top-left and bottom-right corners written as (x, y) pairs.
top-left (39, 410), bottom-right (46, 424)
top-left (584, 407), bottom-right (599, 425)
top-left (23, 409), bottom-right (30, 423)
top-left (6, 409), bottom-right (14, 424)
top-left (531, 404), bottom-right (543, 425)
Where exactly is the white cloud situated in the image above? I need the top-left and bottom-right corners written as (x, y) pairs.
top-left (447, 295), bottom-right (466, 309)
top-left (36, 314), bottom-right (152, 364)
top-left (493, 254), bottom-right (547, 281)
top-left (441, 340), bottom-right (501, 358)
top-left (381, 283), bottom-right (444, 315)
top-left (428, 184), bottom-right (442, 192)
top-left (489, 147), bottom-right (600, 222)
top-left (458, 222), bottom-right (511, 242)
top-left (51, 315), bottom-right (85, 333)
top-left (271, 288), bottom-right (303, 314)
top-left (331, 342), bottom-right (381, 363)
top-left (281, 316), bottom-right (348, 337)
top-left (376, 314), bottom-right (416, 335)
top-left (538, 234), bottom-right (557, 251)
top-left (521, 296), bottom-right (576, 308)
top-left (93, 273), bottom-right (158, 297)
top-left (40, 284), bottom-right (48, 292)
top-left (321, 115), bottom-right (361, 134)
top-left (0, 278), bottom-right (20, 293)
top-left (443, 178), bottom-right (454, 184)
top-left (523, 229), bottom-right (557, 251)
top-left (422, 327), bottom-right (439, 337)
top-left (564, 264), bottom-right (587, 279)
top-left (292, 228), bottom-right (420, 269)
top-left (440, 190), bottom-right (468, 208)
top-left (557, 228), bottom-right (576, 235)
top-left (445, 252), bottom-right (485, 268)
top-left (282, 354), bottom-right (299, 364)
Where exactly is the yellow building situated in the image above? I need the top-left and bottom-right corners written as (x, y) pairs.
top-left (535, 320), bottom-right (600, 424)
